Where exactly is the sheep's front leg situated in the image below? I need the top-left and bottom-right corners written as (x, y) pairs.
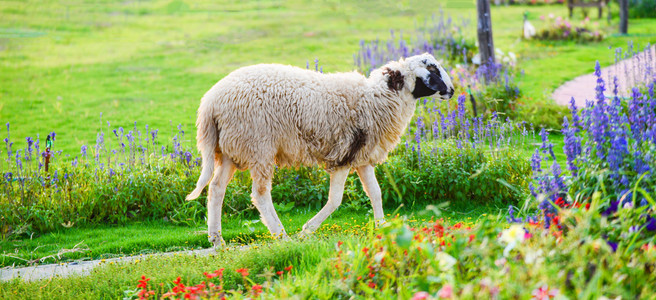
top-left (356, 164), bottom-right (385, 224)
top-left (251, 172), bottom-right (288, 239)
top-left (300, 167), bottom-right (350, 236)
top-left (208, 156), bottom-right (236, 248)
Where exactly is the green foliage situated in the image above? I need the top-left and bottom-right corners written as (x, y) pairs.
top-left (266, 209), bottom-right (656, 299)
top-left (629, 0), bottom-right (656, 18)
top-left (1, 163), bottom-right (198, 237)
top-left (378, 144), bottom-right (531, 208)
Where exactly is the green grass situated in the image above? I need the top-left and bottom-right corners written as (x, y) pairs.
top-left (0, 203), bottom-right (498, 268)
top-left (0, 233), bottom-right (362, 299)
top-left (2, 1), bottom-right (655, 156)
top-left (0, 203), bottom-right (501, 299)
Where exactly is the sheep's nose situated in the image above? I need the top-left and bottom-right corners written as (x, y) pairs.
top-left (441, 88), bottom-right (455, 99)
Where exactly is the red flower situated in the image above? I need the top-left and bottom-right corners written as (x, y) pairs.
top-left (337, 241), bottom-right (343, 247)
top-left (137, 275), bottom-right (151, 289)
top-left (469, 234), bottom-right (475, 243)
top-left (284, 265), bottom-right (293, 273)
top-left (251, 284), bottom-right (263, 297)
top-left (368, 281), bottom-right (376, 288)
top-left (277, 271), bottom-right (283, 276)
top-left (173, 276), bottom-right (182, 285)
top-left (585, 203), bottom-right (591, 210)
top-left (362, 247), bottom-right (369, 254)
top-left (137, 289), bottom-right (155, 299)
top-left (236, 268), bottom-right (249, 277)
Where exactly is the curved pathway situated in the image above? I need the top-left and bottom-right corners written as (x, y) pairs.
top-left (0, 246), bottom-right (249, 282)
top-left (552, 45), bottom-right (655, 107)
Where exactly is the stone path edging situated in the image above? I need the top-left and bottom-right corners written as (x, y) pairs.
top-left (552, 45), bottom-right (655, 108)
top-left (0, 246), bottom-right (248, 282)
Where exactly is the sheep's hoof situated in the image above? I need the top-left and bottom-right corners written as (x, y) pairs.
top-left (276, 232), bottom-right (290, 241)
top-left (208, 234), bottom-right (226, 249)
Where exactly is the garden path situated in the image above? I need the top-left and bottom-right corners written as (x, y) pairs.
top-left (552, 45), bottom-right (656, 108)
top-left (0, 246), bottom-right (246, 282)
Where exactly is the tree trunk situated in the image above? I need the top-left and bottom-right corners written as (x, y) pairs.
top-left (619, 0), bottom-right (628, 34)
top-left (477, 0), bottom-right (495, 64)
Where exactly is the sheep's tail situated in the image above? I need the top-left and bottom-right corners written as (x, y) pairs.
top-left (186, 101), bottom-right (218, 200)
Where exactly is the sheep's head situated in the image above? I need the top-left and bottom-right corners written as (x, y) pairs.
top-left (379, 53), bottom-right (454, 100)
top-left (405, 53), bottom-right (454, 100)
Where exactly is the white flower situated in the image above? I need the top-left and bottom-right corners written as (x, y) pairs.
top-left (524, 249), bottom-right (544, 265)
top-left (436, 252), bottom-right (457, 271)
top-left (374, 251), bottom-right (386, 263)
top-left (500, 224), bottom-right (526, 256)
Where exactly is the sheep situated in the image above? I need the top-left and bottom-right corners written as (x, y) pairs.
top-left (186, 53), bottom-right (455, 247)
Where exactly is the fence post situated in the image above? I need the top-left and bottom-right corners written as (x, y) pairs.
top-left (477, 0), bottom-right (495, 64)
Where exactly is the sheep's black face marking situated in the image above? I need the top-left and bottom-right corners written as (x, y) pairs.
top-left (383, 68), bottom-right (404, 91)
top-left (337, 128), bottom-right (367, 167)
top-left (412, 65), bottom-right (451, 99)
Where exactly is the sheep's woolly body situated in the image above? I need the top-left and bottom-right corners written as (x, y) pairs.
top-left (198, 63), bottom-right (416, 180)
top-left (187, 54), bottom-right (455, 243)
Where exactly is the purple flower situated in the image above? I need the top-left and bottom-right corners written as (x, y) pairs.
top-left (644, 215), bottom-right (656, 231)
top-left (606, 240), bottom-right (618, 252)
top-left (507, 206), bottom-right (523, 223)
top-left (602, 200), bottom-right (620, 216)
top-left (81, 145), bottom-right (88, 157)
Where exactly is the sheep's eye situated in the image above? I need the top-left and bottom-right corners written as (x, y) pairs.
top-left (426, 65), bottom-right (438, 73)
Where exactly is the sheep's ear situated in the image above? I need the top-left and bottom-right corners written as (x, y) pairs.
top-left (383, 67), bottom-right (405, 91)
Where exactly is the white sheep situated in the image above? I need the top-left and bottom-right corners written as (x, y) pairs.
top-left (186, 53), bottom-right (454, 247)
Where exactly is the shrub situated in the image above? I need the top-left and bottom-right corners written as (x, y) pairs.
top-left (629, 0), bottom-right (656, 19)
top-left (534, 15), bottom-right (603, 43)
top-left (0, 97), bottom-right (534, 238)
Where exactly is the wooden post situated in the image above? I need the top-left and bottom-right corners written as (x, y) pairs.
top-left (619, 0), bottom-right (628, 34)
top-left (477, 0), bottom-right (495, 64)
top-left (597, 0), bottom-right (602, 19)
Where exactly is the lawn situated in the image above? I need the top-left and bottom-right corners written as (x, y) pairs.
top-left (2, 1), bottom-right (655, 155)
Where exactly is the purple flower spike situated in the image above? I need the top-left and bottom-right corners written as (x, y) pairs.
top-left (644, 215), bottom-right (656, 232)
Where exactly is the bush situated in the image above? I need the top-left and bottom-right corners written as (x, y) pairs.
top-left (1, 99), bottom-right (534, 238)
top-left (534, 15), bottom-right (604, 43)
top-left (629, 0), bottom-right (656, 18)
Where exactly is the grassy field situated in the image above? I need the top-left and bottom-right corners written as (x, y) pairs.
top-left (0, 203), bottom-right (497, 268)
top-left (2, 0), bottom-right (655, 156)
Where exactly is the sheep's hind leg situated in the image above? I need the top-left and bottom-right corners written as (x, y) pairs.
top-left (207, 156), bottom-right (237, 248)
top-left (356, 164), bottom-right (385, 226)
top-left (300, 167), bottom-right (350, 236)
top-left (251, 168), bottom-right (288, 240)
